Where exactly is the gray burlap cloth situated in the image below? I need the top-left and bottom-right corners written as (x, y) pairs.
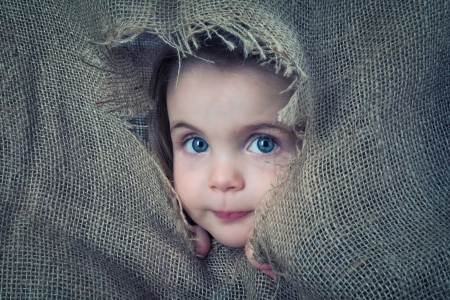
top-left (1, 0), bottom-right (449, 298)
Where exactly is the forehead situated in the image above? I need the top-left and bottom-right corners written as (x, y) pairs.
top-left (166, 63), bottom-right (291, 135)
top-left (171, 58), bottom-right (286, 84)
top-left (167, 61), bottom-right (290, 109)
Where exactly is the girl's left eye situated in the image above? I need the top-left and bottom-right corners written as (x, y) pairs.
top-left (248, 136), bottom-right (278, 154)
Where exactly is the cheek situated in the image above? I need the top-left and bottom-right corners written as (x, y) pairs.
top-left (172, 155), bottom-right (203, 208)
top-left (248, 163), bottom-right (279, 196)
top-left (173, 159), bottom-right (188, 199)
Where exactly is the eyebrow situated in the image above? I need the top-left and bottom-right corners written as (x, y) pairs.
top-left (238, 123), bottom-right (293, 135)
top-left (170, 121), bottom-right (293, 135)
top-left (170, 121), bottom-right (205, 135)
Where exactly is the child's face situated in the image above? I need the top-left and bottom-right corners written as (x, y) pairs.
top-left (167, 62), bottom-right (296, 248)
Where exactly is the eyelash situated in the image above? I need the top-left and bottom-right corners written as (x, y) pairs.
top-left (248, 134), bottom-right (280, 154)
top-left (178, 134), bottom-right (201, 148)
top-left (177, 134), bottom-right (280, 153)
top-left (251, 134), bottom-right (279, 145)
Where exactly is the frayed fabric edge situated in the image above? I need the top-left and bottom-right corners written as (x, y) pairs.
top-left (85, 16), bottom-right (309, 243)
top-left (88, 16), bottom-right (308, 123)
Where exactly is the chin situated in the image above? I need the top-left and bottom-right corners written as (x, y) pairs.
top-left (215, 235), bottom-right (247, 248)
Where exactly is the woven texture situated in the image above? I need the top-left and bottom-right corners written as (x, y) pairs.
top-left (1, 0), bottom-right (449, 298)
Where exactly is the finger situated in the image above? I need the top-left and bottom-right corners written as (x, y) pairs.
top-left (262, 269), bottom-right (275, 279)
top-left (193, 225), bottom-right (211, 259)
top-left (245, 241), bottom-right (276, 279)
top-left (245, 240), bottom-right (254, 263)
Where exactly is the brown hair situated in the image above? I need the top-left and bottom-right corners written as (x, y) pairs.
top-left (150, 31), bottom-right (283, 181)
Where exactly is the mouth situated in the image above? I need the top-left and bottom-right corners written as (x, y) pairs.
top-left (212, 211), bottom-right (253, 221)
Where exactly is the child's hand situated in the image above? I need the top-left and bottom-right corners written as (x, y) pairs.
top-left (245, 240), bottom-right (276, 279)
top-left (193, 225), bottom-right (275, 280)
top-left (193, 225), bottom-right (211, 259)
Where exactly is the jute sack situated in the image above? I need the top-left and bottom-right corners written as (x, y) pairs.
top-left (1, 0), bottom-right (449, 298)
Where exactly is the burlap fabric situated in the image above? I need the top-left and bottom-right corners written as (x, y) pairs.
top-left (1, 0), bottom-right (449, 298)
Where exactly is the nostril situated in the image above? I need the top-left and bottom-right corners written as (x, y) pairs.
top-left (208, 161), bottom-right (244, 192)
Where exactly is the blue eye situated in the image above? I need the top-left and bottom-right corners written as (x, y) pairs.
top-left (185, 137), bottom-right (209, 153)
top-left (248, 136), bottom-right (278, 154)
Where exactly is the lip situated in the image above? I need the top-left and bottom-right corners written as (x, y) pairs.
top-left (212, 210), bottom-right (253, 221)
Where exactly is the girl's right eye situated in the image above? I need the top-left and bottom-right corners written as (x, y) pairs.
top-left (184, 137), bottom-right (210, 153)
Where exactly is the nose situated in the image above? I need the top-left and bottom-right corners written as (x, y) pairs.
top-left (208, 156), bottom-right (245, 192)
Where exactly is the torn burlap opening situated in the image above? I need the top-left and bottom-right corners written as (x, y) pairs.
top-left (1, 0), bottom-right (449, 299)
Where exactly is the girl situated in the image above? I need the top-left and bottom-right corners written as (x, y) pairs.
top-left (151, 32), bottom-right (298, 278)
